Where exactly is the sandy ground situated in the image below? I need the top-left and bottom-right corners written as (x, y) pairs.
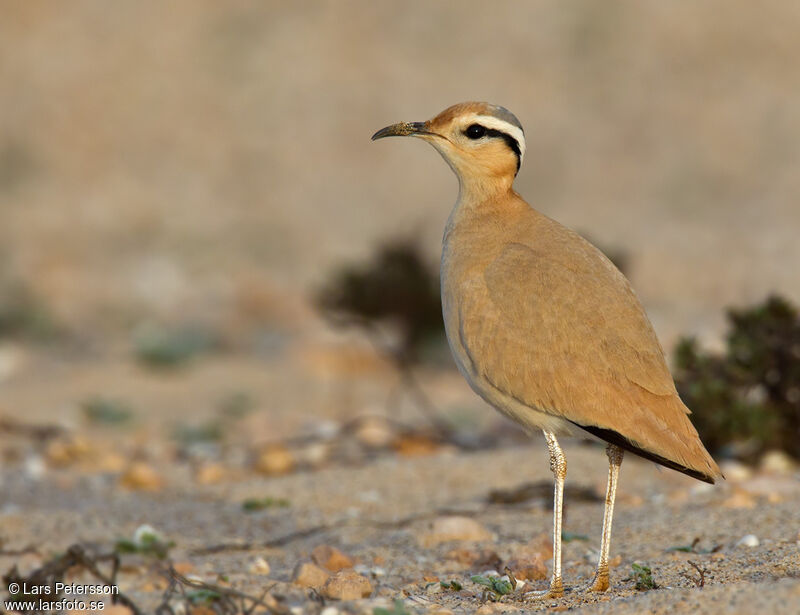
top-left (1, 436), bottom-right (799, 614)
top-left (1, 351), bottom-right (799, 614)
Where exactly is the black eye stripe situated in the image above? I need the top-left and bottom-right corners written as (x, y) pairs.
top-left (462, 125), bottom-right (521, 174)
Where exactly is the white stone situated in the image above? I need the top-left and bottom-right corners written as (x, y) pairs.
top-left (736, 534), bottom-right (760, 548)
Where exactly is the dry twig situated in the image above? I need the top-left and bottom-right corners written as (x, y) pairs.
top-left (680, 560), bottom-right (711, 588)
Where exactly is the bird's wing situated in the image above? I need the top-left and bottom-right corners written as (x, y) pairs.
top-left (485, 241), bottom-right (676, 398)
top-left (457, 239), bottom-right (718, 478)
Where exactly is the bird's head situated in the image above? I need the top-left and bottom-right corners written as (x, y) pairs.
top-left (372, 102), bottom-right (525, 196)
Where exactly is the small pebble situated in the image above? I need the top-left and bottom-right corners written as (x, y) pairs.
top-left (419, 516), bottom-right (492, 547)
top-left (321, 570), bottom-right (372, 600)
top-left (393, 433), bottom-right (440, 456)
top-left (760, 450), bottom-right (795, 475)
top-left (354, 416), bottom-right (395, 448)
top-left (719, 460), bottom-right (753, 482)
top-left (736, 534), bottom-right (760, 548)
top-left (506, 555), bottom-right (547, 581)
top-left (249, 556), bottom-right (271, 575)
top-left (24, 455), bottom-right (47, 480)
top-left (722, 488), bottom-right (757, 509)
top-left (120, 462), bottom-right (164, 491)
top-left (293, 561), bottom-right (330, 588)
top-left (45, 436), bottom-right (92, 467)
top-left (299, 441), bottom-right (330, 467)
top-left (96, 452), bottom-right (127, 473)
top-left (255, 444), bottom-right (294, 475)
top-left (311, 544), bottom-right (354, 571)
top-left (195, 463), bottom-right (226, 485)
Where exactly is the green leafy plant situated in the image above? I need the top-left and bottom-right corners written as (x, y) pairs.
top-left (115, 525), bottom-right (174, 559)
top-left (186, 588), bottom-right (223, 605)
top-left (133, 324), bottom-right (217, 368)
top-left (666, 537), bottom-right (717, 554)
top-left (471, 574), bottom-right (513, 597)
top-left (631, 563), bottom-right (657, 590)
top-left (242, 497), bottom-right (290, 511)
top-left (439, 579), bottom-right (463, 591)
top-left (82, 397), bottom-right (133, 426)
top-left (674, 295), bottom-right (800, 461)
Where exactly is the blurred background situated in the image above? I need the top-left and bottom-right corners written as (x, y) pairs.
top-left (2, 1), bottom-right (800, 477)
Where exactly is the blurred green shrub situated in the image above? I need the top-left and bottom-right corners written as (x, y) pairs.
top-left (674, 295), bottom-right (800, 461)
top-left (315, 238), bottom-right (445, 365)
top-left (82, 397), bottom-right (134, 426)
top-left (133, 324), bottom-right (217, 368)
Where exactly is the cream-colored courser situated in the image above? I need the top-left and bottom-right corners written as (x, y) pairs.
top-left (373, 102), bottom-right (721, 597)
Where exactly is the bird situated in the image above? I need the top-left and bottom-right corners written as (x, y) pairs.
top-left (372, 102), bottom-right (721, 597)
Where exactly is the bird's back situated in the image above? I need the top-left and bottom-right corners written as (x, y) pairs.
top-left (441, 192), bottom-right (721, 483)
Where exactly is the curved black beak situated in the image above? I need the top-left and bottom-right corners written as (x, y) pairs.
top-left (371, 121), bottom-right (433, 141)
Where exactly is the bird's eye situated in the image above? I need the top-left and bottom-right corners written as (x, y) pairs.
top-left (465, 124), bottom-right (486, 139)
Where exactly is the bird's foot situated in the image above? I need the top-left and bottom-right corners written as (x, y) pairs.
top-left (524, 578), bottom-right (564, 600)
top-left (588, 573), bottom-right (610, 593)
top-left (585, 566), bottom-right (610, 593)
top-left (525, 574), bottom-right (610, 600)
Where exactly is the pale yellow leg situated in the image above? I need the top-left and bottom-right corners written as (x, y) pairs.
top-left (590, 444), bottom-right (624, 592)
top-left (541, 429), bottom-right (567, 597)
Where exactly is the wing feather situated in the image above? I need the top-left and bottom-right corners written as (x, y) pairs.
top-left (456, 237), bottom-right (717, 476)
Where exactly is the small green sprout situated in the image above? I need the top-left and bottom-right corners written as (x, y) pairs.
top-left (115, 524), bottom-right (174, 559)
top-left (666, 544), bottom-right (694, 553)
top-left (242, 497), bottom-right (291, 511)
top-left (666, 537), bottom-right (714, 554)
top-left (471, 574), bottom-right (513, 597)
top-left (133, 324), bottom-right (216, 368)
top-left (631, 563), bottom-right (657, 590)
top-left (439, 579), bottom-right (463, 591)
top-left (186, 588), bottom-right (222, 604)
top-left (82, 398), bottom-right (133, 426)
